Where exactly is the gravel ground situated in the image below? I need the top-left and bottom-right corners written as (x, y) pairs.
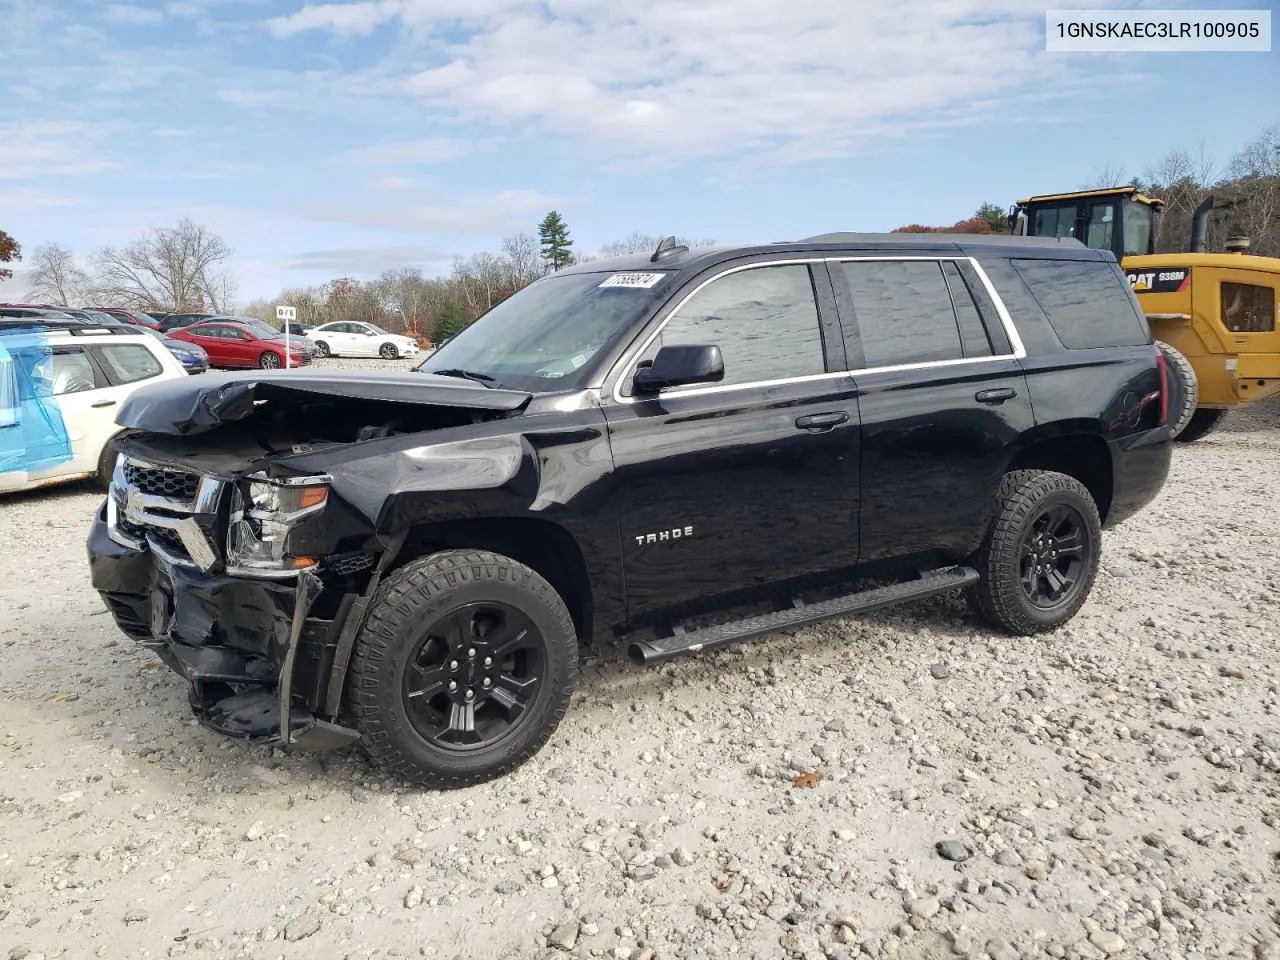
top-left (1, 361), bottom-right (1277, 960)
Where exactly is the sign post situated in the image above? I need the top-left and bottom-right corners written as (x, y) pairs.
top-left (275, 305), bottom-right (297, 369)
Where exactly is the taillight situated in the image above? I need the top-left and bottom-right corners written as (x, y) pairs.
top-left (1154, 344), bottom-right (1169, 427)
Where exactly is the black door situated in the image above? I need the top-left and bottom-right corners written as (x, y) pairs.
top-left (830, 256), bottom-right (1036, 564)
top-left (602, 261), bottom-right (860, 622)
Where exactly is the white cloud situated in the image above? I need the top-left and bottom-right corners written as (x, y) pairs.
top-left (266, 0), bottom-right (400, 38)
top-left (288, 245), bottom-right (450, 271)
top-left (0, 121), bottom-right (126, 180)
top-left (166, 1), bottom-right (204, 16)
top-left (102, 3), bottom-right (165, 25)
top-left (261, 0), bottom-right (1167, 165)
top-left (343, 137), bottom-right (473, 165)
top-left (293, 185), bottom-right (572, 233)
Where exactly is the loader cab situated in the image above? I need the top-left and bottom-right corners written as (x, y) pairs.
top-left (1013, 187), bottom-right (1162, 261)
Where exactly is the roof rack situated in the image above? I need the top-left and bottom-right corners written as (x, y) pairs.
top-left (798, 231), bottom-right (1085, 247)
top-left (0, 318), bottom-right (143, 336)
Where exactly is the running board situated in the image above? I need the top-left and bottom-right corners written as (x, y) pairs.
top-left (627, 566), bottom-right (979, 665)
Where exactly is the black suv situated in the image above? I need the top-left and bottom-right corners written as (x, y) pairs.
top-left (88, 233), bottom-right (1172, 787)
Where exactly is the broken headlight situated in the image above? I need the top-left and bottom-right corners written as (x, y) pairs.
top-left (226, 473), bottom-right (330, 576)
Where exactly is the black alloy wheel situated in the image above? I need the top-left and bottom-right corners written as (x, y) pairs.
top-left (1018, 503), bottom-right (1091, 610)
top-left (401, 601), bottom-right (545, 750)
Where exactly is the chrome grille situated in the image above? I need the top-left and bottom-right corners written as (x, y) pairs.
top-left (107, 455), bottom-right (225, 572)
top-left (122, 461), bottom-right (200, 501)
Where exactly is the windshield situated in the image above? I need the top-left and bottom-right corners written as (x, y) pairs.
top-left (363, 324), bottom-right (389, 335)
top-left (237, 318), bottom-right (286, 338)
top-left (417, 270), bottom-right (672, 391)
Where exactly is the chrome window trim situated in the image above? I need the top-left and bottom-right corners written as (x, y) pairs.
top-left (607, 255), bottom-right (1026, 405)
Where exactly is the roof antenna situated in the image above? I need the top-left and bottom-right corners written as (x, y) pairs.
top-left (650, 236), bottom-right (689, 262)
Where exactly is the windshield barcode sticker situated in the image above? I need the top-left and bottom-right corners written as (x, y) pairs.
top-left (599, 272), bottom-right (666, 289)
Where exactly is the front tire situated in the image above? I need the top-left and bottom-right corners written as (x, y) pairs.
top-left (347, 550), bottom-right (578, 788)
top-left (95, 435), bottom-right (121, 490)
top-left (1174, 408), bottom-right (1227, 443)
top-left (967, 470), bottom-right (1102, 635)
top-left (312, 340), bottom-right (330, 359)
top-left (259, 351), bottom-right (282, 369)
top-left (379, 342), bottom-right (399, 360)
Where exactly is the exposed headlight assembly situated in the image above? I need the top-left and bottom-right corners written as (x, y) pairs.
top-left (226, 472), bottom-right (330, 576)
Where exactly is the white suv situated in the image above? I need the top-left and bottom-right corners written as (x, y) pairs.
top-left (304, 321), bottom-right (420, 360)
top-left (0, 320), bottom-right (189, 495)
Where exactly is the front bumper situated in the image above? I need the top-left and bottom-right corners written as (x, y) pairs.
top-left (88, 505), bottom-right (360, 752)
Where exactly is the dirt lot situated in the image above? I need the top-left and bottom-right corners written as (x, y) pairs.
top-left (1, 363), bottom-right (1277, 960)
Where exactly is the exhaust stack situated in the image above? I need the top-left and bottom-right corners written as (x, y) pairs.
top-left (1189, 195), bottom-right (1214, 253)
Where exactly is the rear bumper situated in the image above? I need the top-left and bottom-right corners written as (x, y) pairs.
top-left (1106, 425), bottom-right (1172, 528)
top-left (88, 503), bottom-right (360, 751)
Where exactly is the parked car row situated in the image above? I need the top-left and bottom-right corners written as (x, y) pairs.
top-left (0, 304), bottom-right (208, 373)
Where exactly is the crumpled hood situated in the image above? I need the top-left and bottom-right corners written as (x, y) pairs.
top-left (115, 369), bottom-right (532, 436)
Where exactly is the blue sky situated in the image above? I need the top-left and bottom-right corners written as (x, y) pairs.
top-left (1, 0), bottom-right (1276, 303)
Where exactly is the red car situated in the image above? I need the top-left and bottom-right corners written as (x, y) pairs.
top-left (169, 317), bottom-right (313, 369)
top-left (92, 307), bottom-right (162, 330)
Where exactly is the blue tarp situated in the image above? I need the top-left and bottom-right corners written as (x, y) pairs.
top-left (0, 331), bottom-right (74, 477)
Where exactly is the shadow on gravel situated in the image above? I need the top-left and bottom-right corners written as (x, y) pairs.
top-left (13, 584), bottom-right (991, 793)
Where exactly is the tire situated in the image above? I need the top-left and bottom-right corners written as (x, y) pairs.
top-left (379, 342), bottom-right (399, 360)
top-left (966, 470), bottom-right (1102, 636)
top-left (95, 435), bottom-right (121, 490)
top-left (347, 549), bottom-right (578, 788)
top-left (1174, 408), bottom-right (1227, 443)
top-left (312, 340), bottom-right (330, 359)
top-left (1155, 340), bottom-right (1197, 437)
top-left (259, 351), bottom-right (282, 369)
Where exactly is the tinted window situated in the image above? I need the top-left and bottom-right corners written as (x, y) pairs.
top-left (50, 351), bottom-right (101, 395)
top-left (95, 344), bottom-right (163, 384)
top-left (1032, 205), bottom-right (1076, 240)
top-left (1011, 259), bottom-right (1149, 349)
top-left (840, 261), bottom-right (964, 367)
top-left (1221, 282), bottom-right (1275, 333)
top-left (941, 262), bottom-right (994, 358)
top-left (655, 264), bottom-right (825, 387)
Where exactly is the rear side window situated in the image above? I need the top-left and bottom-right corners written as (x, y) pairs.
top-left (840, 260), bottom-right (965, 367)
top-left (94, 344), bottom-right (163, 384)
top-left (1221, 282), bottom-right (1275, 332)
top-left (50, 350), bottom-right (102, 395)
top-left (1010, 259), bottom-right (1149, 349)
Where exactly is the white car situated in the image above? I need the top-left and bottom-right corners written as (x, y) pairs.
top-left (0, 321), bottom-right (189, 495)
top-left (304, 321), bottom-right (420, 360)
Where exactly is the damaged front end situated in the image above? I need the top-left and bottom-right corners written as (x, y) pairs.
top-left (87, 368), bottom-right (532, 752)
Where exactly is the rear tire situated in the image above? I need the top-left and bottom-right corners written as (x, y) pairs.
top-left (312, 340), bottom-right (330, 359)
top-left (967, 470), bottom-right (1102, 636)
top-left (1174, 408), bottom-right (1227, 443)
top-left (1155, 340), bottom-right (1197, 437)
top-left (347, 550), bottom-right (578, 789)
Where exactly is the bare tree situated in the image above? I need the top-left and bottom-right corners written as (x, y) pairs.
top-left (500, 232), bottom-right (545, 287)
top-left (1083, 163), bottom-right (1127, 189)
top-left (588, 231), bottom-right (718, 260)
top-left (24, 243), bottom-right (90, 306)
top-left (1226, 125), bottom-right (1280, 256)
top-left (92, 218), bottom-right (235, 311)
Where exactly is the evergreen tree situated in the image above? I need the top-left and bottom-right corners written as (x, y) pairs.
top-left (538, 211), bottom-right (573, 271)
top-left (433, 300), bottom-right (470, 344)
top-left (974, 202), bottom-right (1009, 234)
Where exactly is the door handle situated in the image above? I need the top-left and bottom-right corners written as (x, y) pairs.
top-left (795, 411), bottom-right (849, 431)
top-left (91, 399), bottom-right (117, 408)
top-left (975, 388), bottom-right (1017, 404)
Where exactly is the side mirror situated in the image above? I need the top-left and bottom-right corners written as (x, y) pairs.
top-left (633, 344), bottom-right (724, 393)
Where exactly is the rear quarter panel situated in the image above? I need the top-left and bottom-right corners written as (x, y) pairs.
top-left (979, 255), bottom-right (1172, 526)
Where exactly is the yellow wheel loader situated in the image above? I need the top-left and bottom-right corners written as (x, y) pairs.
top-left (1011, 186), bottom-right (1279, 442)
